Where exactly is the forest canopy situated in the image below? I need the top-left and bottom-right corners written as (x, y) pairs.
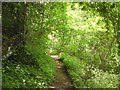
top-left (2, 2), bottom-right (120, 88)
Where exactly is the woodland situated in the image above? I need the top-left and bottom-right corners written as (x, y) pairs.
top-left (2, 2), bottom-right (120, 88)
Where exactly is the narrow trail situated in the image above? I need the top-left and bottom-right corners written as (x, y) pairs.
top-left (49, 55), bottom-right (73, 89)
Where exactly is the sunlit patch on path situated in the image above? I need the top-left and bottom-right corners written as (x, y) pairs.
top-left (49, 55), bottom-right (73, 88)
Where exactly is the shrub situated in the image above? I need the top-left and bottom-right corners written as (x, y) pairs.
top-left (2, 49), bottom-right (56, 88)
top-left (60, 53), bottom-right (119, 88)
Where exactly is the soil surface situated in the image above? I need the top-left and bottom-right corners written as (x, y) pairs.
top-left (49, 55), bottom-right (73, 89)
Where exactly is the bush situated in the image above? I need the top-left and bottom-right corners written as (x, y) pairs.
top-left (85, 68), bottom-right (119, 88)
top-left (60, 53), bottom-right (86, 88)
top-left (3, 64), bottom-right (47, 88)
top-left (2, 48), bottom-right (56, 88)
top-left (60, 52), bottom-right (119, 88)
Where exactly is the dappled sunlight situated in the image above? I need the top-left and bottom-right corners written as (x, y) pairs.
top-left (2, 2), bottom-right (119, 88)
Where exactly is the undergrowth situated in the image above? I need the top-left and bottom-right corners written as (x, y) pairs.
top-left (2, 47), bottom-right (56, 88)
top-left (59, 52), bottom-right (119, 88)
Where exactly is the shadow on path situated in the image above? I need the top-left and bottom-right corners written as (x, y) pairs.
top-left (49, 55), bottom-right (73, 89)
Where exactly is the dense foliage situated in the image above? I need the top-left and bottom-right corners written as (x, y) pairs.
top-left (2, 2), bottom-right (120, 88)
top-left (49, 2), bottom-right (119, 88)
top-left (2, 3), bottom-right (57, 88)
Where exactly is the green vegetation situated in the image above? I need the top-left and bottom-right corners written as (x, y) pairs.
top-left (2, 3), bottom-right (57, 88)
top-left (60, 52), bottom-right (118, 88)
top-left (2, 47), bottom-right (56, 88)
top-left (2, 2), bottom-right (120, 88)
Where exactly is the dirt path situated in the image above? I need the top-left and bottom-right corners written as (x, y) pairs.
top-left (49, 55), bottom-right (73, 88)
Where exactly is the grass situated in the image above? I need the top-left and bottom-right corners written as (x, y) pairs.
top-left (59, 52), bottom-right (119, 88)
top-left (2, 47), bottom-right (56, 88)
